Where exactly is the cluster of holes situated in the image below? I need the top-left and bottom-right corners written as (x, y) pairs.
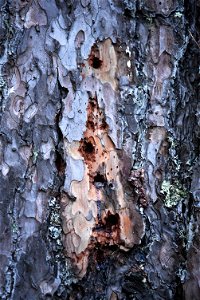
top-left (93, 211), bottom-right (120, 234)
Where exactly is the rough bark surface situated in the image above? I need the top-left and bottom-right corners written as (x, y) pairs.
top-left (0, 0), bottom-right (199, 299)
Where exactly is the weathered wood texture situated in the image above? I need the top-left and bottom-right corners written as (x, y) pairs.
top-left (0, 0), bottom-right (199, 299)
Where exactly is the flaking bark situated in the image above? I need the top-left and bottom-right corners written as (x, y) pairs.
top-left (0, 1), bottom-right (200, 299)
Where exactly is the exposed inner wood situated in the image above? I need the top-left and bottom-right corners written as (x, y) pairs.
top-left (1, 1), bottom-right (199, 298)
top-left (62, 95), bottom-right (137, 277)
top-left (59, 40), bottom-right (144, 278)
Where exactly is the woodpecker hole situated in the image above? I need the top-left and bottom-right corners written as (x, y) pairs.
top-left (88, 44), bottom-right (102, 69)
top-left (93, 173), bottom-right (107, 185)
top-left (106, 213), bottom-right (119, 227)
top-left (91, 56), bottom-right (102, 69)
top-left (83, 140), bottom-right (95, 154)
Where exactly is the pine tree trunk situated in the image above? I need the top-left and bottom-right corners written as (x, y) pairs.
top-left (0, 1), bottom-right (199, 299)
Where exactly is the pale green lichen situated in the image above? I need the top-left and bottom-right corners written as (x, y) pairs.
top-left (33, 149), bottom-right (38, 163)
top-left (146, 16), bottom-right (153, 24)
top-left (11, 221), bottom-right (19, 234)
top-left (177, 267), bottom-right (187, 283)
top-left (48, 197), bottom-right (77, 286)
top-left (161, 180), bottom-right (187, 208)
top-left (168, 136), bottom-right (181, 171)
top-left (0, 76), bottom-right (6, 89)
top-left (49, 226), bottom-right (62, 239)
top-left (174, 12), bottom-right (183, 18)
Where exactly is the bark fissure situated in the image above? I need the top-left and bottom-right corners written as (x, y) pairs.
top-left (0, 0), bottom-right (200, 299)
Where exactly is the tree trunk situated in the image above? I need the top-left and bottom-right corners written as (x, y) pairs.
top-left (0, 0), bottom-right (199, 299)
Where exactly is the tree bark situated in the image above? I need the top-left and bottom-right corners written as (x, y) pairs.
top-left (0, 0), bottom-right (199, 299)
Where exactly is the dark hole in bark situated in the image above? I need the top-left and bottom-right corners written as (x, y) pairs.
top-left (106, 213), bottom-right (119, 227)
top-left (83, 140), bottom-right (95, 153)
top-left (124, 8), bottom-right (132, 18)
top-left (94, 173), bottom-right (106, 184)
top-left (91, 57), bottom-right (102, 69)
top-left (93, 173), bottom-right (107, 189)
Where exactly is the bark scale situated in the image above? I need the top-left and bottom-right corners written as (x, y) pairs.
top-left (0, 0), bottom-right (199, 299)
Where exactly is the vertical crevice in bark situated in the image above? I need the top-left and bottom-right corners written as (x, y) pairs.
top-left (54, 84), bottom-right (66, 180)
top-left (46, 82), bottom-right (78, 298)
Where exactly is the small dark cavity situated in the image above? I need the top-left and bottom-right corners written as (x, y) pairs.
top-left (106, 213), bottom-right (119, 227)
top-left (83, 140), bottom-right (95, 153)
top-left (91, 56), bottom-right (102, 69)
